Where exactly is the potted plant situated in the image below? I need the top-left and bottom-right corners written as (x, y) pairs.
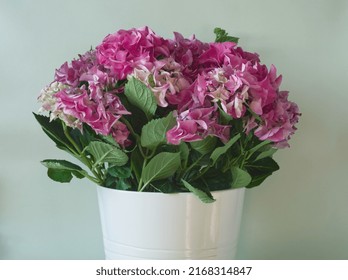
top-left (34, 27), bottom-right (300, 259)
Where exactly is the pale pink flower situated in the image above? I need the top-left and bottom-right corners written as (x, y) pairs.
top-left (131, 58), bottom-right (190, 107)
top-left (224, 85), bottom-right (249, 118)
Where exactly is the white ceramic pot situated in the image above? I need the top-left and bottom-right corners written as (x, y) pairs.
top-left (97, 186), bottom-right (245, 260)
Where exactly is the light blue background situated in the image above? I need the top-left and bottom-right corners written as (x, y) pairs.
top-left (1, 0), bottom-right (347, 259)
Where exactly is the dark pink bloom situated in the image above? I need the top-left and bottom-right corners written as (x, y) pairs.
top-left (111, 121), bottom-right (132, 147)
top-left (253, 91), bottom-right (300, 146)
top-left (54, 86), bottom-right (130, 139)
top-left (170, 32), bottom-right (208, 79)
top-left (55, 50), bottom-right (97, 87)
top-left (96, 26), bottom-right (171, 80)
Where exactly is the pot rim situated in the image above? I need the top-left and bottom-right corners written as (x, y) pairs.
top-left (97, 185), bottom-right (245, 197)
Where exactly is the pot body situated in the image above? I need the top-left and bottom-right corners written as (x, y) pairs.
top-left (97, 186), bottom-right (245, 260)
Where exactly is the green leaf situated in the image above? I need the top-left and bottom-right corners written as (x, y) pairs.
top-left (150, 179), bottom-right (178, 193)
top-left (201, 168), bottom-right (232, 191)
top-left (214, 27), bottom-right (239, 43)
top-left (142, 152), bottom-right (180, 187)
top-left (255, 148), bottom-right (277, 161)
top-left (247, 140), bottom-right (271, 156)
top-left (231, 166), bottom-right (252, 188)
top-left (33, 113), bottom-right (74, 152)
top-left (179, 142), bottom-right (190, 168)
top-left (116, 179), bottom-right (132, 190)
top-left (140, 112), bottom-right (176, 150)
top-left (130, 146), bottom-right (143, 183)
top-left (219, 107), bottom-right (233, 124)
top-left (190, 136), bottom-right (217, 155)
top-left (86, 141), bottom-right (128, 167)
top-left (244, 157), bottom-right (280, 188)
top-left (210, 134), bottom-right (241, 165)
top-left (124, 77), bottom-right (157, 119)
top-left (107, 165), bottom-right (131, 178)
top-left (181, 179), bottom-right (215, 203)
top-left (69, 124), bottom-right (98, 151)
top-left (41, 159), bottom-right (88, 182)
top-left (98, 134), bottom-right (120, 148)
top-left (47, 168), bottom-right (73, 183)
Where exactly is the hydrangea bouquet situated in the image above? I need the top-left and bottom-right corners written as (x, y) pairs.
top-left (34, 27), bottom-right (300, 203)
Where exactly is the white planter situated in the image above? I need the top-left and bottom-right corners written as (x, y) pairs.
top-left (97, 186), bottom-right (245, 260)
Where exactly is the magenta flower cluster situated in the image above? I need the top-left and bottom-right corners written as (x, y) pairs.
top-left (39, 27), bottom-right (300, 148)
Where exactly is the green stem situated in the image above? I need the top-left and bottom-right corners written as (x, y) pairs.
top-left (190, 166), bottom-right (210, 182)
top-left (121, 117), bottom-right (138, 139)
top-left (121, 117), bottom-right (147, 159)
top-left (137, 157), bottom-right (148, 191)
top-left (62, 122), bottom-right (82, 155)
top-left (62, 122), bottom-right (103, 185)
top-left (182, 154), bottom-right (205, 180)
top-left (84, 174), bottom-right (101, 184)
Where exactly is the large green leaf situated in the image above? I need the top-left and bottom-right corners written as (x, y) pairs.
top-left (86, 141), bottom-right (128, 167)
top-left (140, 112), bottom-right (176, 150)
top-left (179, 142), bottom-right (190, 168)
top-left (255, 148), bottom-right (277, 161)
top-left (107, 165), bottom-right (132, 178)
top-left (33, 113), bottom-right (74, 152)
top-left (244, 157), bottom-right (280, 188)
top-left (47, 169), bottom-right (73, 183)
top-left (130, 146), bottom-right (143, 183)
top-left (116, 179), bottom-right (132, 190)
top-left (190, 136), bottom-right (217, 155)
top-left (231, 166), bottom-right (252, 188)
top-left (201, 168), bottom-right (232, 191)
top-left (41, 159), bottom-right (88, 183)
top-left (69, 124), bottom-right (98, 151)
top-left (218, 107), bottom-right (233, 124)
top-left (124, 77), bottom-right (157, 119)
top-left (247, 140), bottom-right (271, 157)
top-left (150, 179), bottom-right (178, 193)
top-left (210, 134), bottom-right (241, 165)
top-left (141, 152), bottom-right (180, 187)
top-left (34, 113), bottom-right (98, 155)
top-left (98, 134), bottom-right (120, 148)
top-left (181, 179), bottom-right (215, 203)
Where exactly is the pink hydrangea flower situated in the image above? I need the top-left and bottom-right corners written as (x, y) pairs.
top-left (131, 58), bottom-right (190, 107)
top-left (96, 27), bottom-right (171, 80)
top-left (170, 32), bottom-right (209, 79)
top-left (167, 107), bottom-right (230, 144)
top-left (111, 121), bottom-right (132, 148)
top-left (53, 85), bottom-right (131, 146)
top-left (55, 50), bottom-right (97, 87)
top-left (166, 120), bottom-right (202, 145)
top-left (253, 91), bottom-right (300, 147)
